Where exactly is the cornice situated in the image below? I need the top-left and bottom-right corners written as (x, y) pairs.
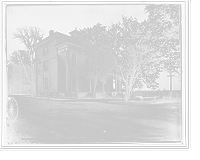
top-left (37, 32), bottom-right (80, 47)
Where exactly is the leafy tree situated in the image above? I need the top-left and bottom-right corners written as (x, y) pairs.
top-left (162, 50), bottom-right (180, 75)
top-left (146, 4), bottom-right (180, 45)
top-left (145, 4), bottom-right (181, 75)
top-left (10, 49), bottom-right (46, 95)
top-left (10, 50), bottom-right (32, 82)
top-left (69, 23), bottom-right (116, 95)
top-left (107, 17), bottom-right (162, 101)
top-left (11, 27), bottom-right (44, 96)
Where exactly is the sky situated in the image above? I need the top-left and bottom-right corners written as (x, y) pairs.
top-left (6, 4), bottom-right (181, 90)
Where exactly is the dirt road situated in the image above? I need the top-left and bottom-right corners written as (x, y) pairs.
top-left (4, 96), bottom-right (181, 144)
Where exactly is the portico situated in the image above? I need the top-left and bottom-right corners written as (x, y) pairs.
top-left (56, 41), bottom-right (123, 97)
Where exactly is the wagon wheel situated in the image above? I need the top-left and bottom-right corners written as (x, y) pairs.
top-left (6, 97), bottom-right (18, 126)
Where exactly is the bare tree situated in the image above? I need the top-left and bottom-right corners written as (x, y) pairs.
top-left (12, 27), bottom-right (44, 96)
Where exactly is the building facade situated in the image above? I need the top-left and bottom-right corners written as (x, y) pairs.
top-left (36, 30), bottom-right (120, 98)
top-left (7, 63), bottom-right (31, 94)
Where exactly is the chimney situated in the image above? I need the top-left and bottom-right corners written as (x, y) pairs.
top-left (49, 30), bottom-right (54, 36)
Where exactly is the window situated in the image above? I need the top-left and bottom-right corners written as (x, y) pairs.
top-left (43, 47), bottom-right (48, 55)
top-left (72, 34), bottom-right (75, 38)
top-left (77, 34), bottom-right (81, 38)
top-left (44, 78), bottom-right (48, 89)
top-left (43, 61), bottom-right (48, 71)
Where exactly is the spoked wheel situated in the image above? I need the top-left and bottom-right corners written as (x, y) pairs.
top-left (6, 97), bottom-right (18, 126)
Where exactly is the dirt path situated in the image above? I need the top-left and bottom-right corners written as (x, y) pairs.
top-left (3, 97), bottom-right (181, 144)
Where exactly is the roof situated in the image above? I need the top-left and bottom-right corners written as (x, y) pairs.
top-left (69, 29), bottom-right (83, 34)
top-left (55, 37), bottom-right (81, 48)
top-left (37, 32), bottom-right (80, 47)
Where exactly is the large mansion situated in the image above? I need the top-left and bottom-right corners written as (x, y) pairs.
top-left (35, 30), bottom-right (121, 98)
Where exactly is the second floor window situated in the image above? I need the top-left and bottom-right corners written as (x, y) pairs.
top-left (43, 47), bottom-right (48, 55)
top-left (43, 61), bottom-right (48, 71)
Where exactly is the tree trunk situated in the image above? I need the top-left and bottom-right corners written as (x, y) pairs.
top-left (93, 78), bottom-right (98, 98)
top-left (23, 65), bottom-right (36, 97)
top-left (125, 87), bottom-right (131, 102)
top-left (76, 73), bottom-right (79, 99)
top-left (31, 68), bottom-right (36, 97)
top-left (47, 86), bottom-right (49, 99)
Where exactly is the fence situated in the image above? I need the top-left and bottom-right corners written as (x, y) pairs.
top-left (131, 90), bottom-right (181, 99)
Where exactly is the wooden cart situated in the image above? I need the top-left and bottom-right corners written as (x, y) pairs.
top-left (6, 96), bottom-right (18, 126)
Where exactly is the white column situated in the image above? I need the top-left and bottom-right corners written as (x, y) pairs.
top-left (85, 58), bottom-right (90, 92)
top-left (117, 80), bottom-right (121, 92)
top-left (71, 53), bottom-right (76, 92)
top-left (105, 78), bottom-right (111, 92)
top-left (115, 76), bottom-right (121, 98)
top-left (115, 76), bottom-right (118, 92)
top-left (108, 77), bottom-right (113, 92)
top-left (66, 52), bottom-right (71, 92)
top-left (90, 58), bottom-right (94, 92)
